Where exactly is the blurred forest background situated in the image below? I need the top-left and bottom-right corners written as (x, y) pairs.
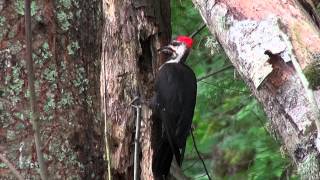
top-left (172, 1), bottom-right (297, 179)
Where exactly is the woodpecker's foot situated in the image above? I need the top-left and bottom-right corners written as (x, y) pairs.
top-left (130, 96), bottom-right (140, 105)
top-left (130, 97), bottom-right (141, 109)
top-left (130, 96), bottom-right (152, 108)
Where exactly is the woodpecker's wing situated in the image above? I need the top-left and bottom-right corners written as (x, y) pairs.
top-left (155, 64), bottom-right (196, 118)
top-left (155, 63), bottom-right (197, 164)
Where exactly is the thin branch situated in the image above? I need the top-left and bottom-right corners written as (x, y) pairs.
top-left (197, 65), bottom-right (233, 82)
top-left (0, 154), bottom-right (24, 180)
top-left (132, 102), bottom-right (142, 180)
top-left (103, 54), bottom-right (112, 180)
top-left (190, 129), bottom-right (212, 180)
top-left (24, 0), bottom-right (48, 179)
top-left (182, 159), bottom-right (199, 172)
top-left (189, 23), bottom-right (206, 38)
top-left (199, 81), bottom-right (250, 93)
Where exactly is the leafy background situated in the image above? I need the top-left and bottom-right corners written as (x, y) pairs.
top-left (171, 1), bottom-right (298, 179)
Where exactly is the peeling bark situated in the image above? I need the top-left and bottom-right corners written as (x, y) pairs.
top-left (193, 0), bottom-right (320, 178)
top-left (100, 0), bottom-right (170, 179)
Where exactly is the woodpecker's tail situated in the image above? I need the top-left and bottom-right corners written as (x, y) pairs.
top-left (152, 140), bottom-right (175, 178)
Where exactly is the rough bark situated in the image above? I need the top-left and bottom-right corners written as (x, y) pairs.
top-left (101, 0), bottom-right (170, 179)
top-left (0, 0), bottom-right (103, 179)
top-left (193, 0), bottom-right (320, 179)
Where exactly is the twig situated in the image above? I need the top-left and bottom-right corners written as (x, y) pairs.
top-left (105, 126), bottom-right (112, 180)
top-left (189, 23), bottom-right (206, 38)
top-left (132, 102), bottom-right (142, 180)
top-left (25, 0), bottom-right (48, 179)
top-left (190, 129), bottom-right (212, 180)
top-left (182, 159), bottom-right (199, 172)
top-left (0, 154), bottom-right (24, 180)
top-left (197, 65), bottom-right (233, 82)
top-left (199, 81), bottom-right (249, 93)
top-left (103, 55), bottom-right (112, 180)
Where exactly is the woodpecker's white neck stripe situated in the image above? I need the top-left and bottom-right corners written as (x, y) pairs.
top-left (159, 55), bottom-right (182, 70)
top-left (159, 44), bottom-right (187, 70)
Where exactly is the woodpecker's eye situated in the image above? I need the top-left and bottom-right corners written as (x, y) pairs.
top-left (171, 41), bottom-right (180, 46)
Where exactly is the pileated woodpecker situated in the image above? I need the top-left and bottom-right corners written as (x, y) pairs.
top-left (152, 36), bottom-right (197, 178)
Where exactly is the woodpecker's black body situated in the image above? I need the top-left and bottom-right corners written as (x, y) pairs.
top-left (152, 36), bottom-right (197, 178)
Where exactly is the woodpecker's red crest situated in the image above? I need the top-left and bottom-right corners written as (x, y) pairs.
top-left (176, 36), bottom-right (193, 48)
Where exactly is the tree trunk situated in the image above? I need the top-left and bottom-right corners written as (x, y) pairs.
top-left (193, 0), bottom-right (320, 178)
top-left (1, 1), bottom-right (104, 179)
top-left (100, 0), bottom-right (170, 179)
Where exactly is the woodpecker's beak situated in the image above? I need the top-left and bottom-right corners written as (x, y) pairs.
top-left (158, 45), bottom-right (175, 55)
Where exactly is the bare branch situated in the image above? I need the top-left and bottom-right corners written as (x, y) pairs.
top-left (197, 65), bottom-right (233, 82)
top-left (24, 0), bottom-right (48, 179)
top-left (190, 129), bottom-right (212, 180)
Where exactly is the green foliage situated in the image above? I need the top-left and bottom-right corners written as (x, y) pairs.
top-left (171, 0), bottom-right (295, 179)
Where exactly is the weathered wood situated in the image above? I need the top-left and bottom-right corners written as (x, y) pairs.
top-left (193, 0), bottom-right (320, 178)
top-left (101, 0), bottom-right (170, 179)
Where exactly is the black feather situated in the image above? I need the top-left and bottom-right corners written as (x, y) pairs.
top-left (152, 62), bottom-right (197, 178)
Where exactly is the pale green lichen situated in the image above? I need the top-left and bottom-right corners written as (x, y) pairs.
top-left (0, 16), bottom-right (5, 26)
top-left (44, 95), bottom-right (56, 113)
top-left (57, 11), bottom-right (71, 31)
top-left (15, 0), bottom-right (38, 16)
top-left (8, 41), bottom-right (23, 55)
top-left (303, 54), bottom-right (320, 90)
top-left (56, 0), bottom-right (80, 32)
top-left (35, 42), bottom-right (52, 66)
top-left (59, 0), bottom-right (72, 8)
top-left (43, 65), bottom-right (57, 83)
top-left (58, 92), bottom-right (74, 108)
top-left (297, 153), bottom-right (320, 179)
top-left (205, 36), bottom-right (222, 55)
top-left (0, 16), bottom-right (7, 41)
top-left (67, 41), bottom-right (80, 55)
top-left (73, 66), bottom-right (89, 94)
top-left (4, 64), bottom-right (24, 105)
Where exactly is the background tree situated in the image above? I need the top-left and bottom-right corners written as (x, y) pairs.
top-left (191, 0), bottom-right (320, 179)
top-left (170, 1), bottom-right (295, 179)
